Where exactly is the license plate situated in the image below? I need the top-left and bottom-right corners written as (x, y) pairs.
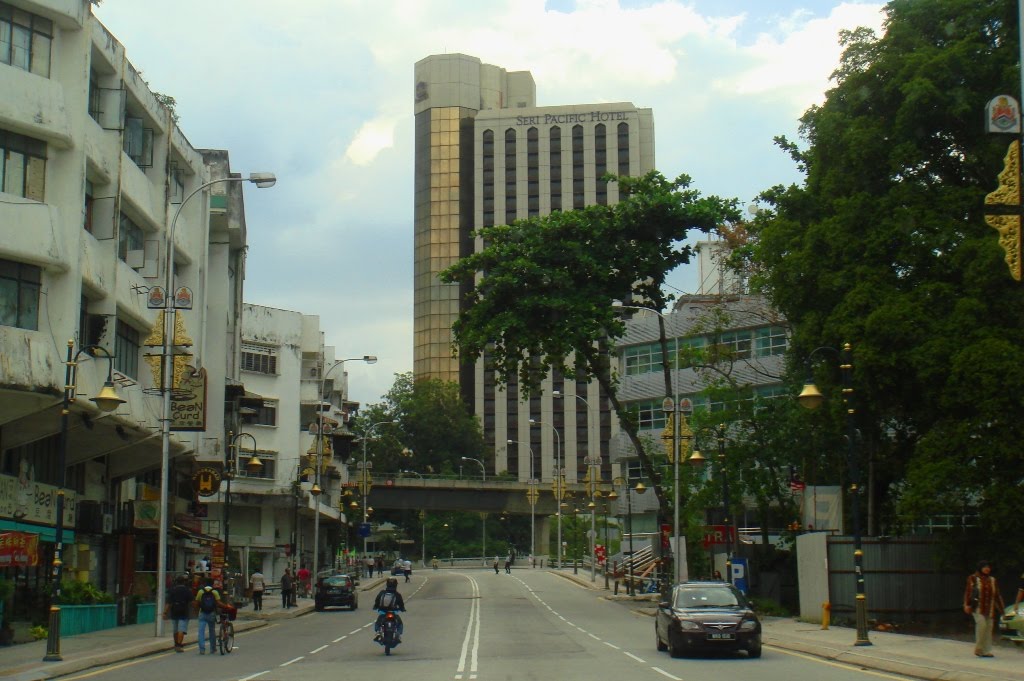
top-left (707, 632), bottom-right (735, 640)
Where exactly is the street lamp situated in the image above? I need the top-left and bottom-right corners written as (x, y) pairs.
top-left (45, 342), bottom-right (125, 661)
top-left (156, 171), bottom-right (275, 637)
top-left (553, 391), bottom-right (602, 583)
top-left (359, 420), bottom-right (398, 555)
top-left (225, 432), bottom-right (262, 596)
top-left (614, 476), bottom-right (646, 597)
top-left (603, 486), bottom-right (619, 589)
top-left (507, 439), bottom-right (537, 565)
top-left (612, 300), bottom-right (688, 587)
top-left (798, 342), bottom-right (871, 647)
top-left (460, 456), bottom-right (487, 563)
top-left (689, 426), bottom-right (733, 581)
top-left (312, 356), bottom-right (376, 581)
top-left (529, 418), bottom-right (563, 568)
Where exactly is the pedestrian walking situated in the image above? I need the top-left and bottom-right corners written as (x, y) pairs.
top-left (194, 581), bottom-right (222, 655)
top-left (165, 575), bottom-right (192, 652)
top-left (281, 568), bottom-right (295, 609)
top-left (432, 556), bottom-right (439, 570)
top-left (964, 560), bottom-right (1005, 657)
top-left (297, 564), bottom-right (311, 598)
top-left (250, 568), bottom-right (265, 611)
top-left (403, 558), bottom-right (412, 582)
top-left (504, 556), bottom-right (511, 574)
top-left (493, 556), bottom-right (499, 574)
top-left (376, 554), bottom-right (384, 577)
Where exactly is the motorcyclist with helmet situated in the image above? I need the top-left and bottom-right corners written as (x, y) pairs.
top-left (373, 577), bottom-right (406, 642)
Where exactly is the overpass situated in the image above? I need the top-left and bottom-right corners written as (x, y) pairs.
top-left (357, 476), bottom-right (589, 515)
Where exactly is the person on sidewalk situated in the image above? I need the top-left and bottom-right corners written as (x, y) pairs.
top-left (493, 556), bottom-right (499, 574)
top-left (963, 560), bottom-right (1005, 657)
top-left (281, 568), bottom-right (295, 609)
top-left (193, 581), bottom-right (222, 655)
top-left (166, 575), bottom-right (192, 652)
top-left (297, 564), bottom-right (311, 598)
top-left (250, 568), bottom-right (265, 612)
top-left (504, 556), bottom-right (511, 574)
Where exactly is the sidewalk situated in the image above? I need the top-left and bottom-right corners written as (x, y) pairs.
top-left (0, 590), bottom-right (322, 681)
top-left (551, 569), bottom-right (1024, 681)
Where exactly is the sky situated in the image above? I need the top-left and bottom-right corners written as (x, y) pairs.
top-left (92, 0), bottom-right (886, 407)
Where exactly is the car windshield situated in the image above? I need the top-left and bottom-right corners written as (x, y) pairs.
top-left (324, 576), bottom-right (350, 587)
top-left (674, 587), bottom-right (741, 609)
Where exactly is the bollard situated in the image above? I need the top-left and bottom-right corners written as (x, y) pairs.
top-left (821, 601), bottom-right (831, 629)
top-left (614, 580), bottom-right (619, 596)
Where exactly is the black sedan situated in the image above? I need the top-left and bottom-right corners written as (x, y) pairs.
top-left (655, 581), bottom-right (762, 658)
top-left (314, 574), bottom-right (358, 611)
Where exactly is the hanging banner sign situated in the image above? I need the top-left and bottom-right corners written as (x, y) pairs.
top-left (0, 472), bottom-right (76, 526)
top-left (171, 367), bottom-right (207, 431)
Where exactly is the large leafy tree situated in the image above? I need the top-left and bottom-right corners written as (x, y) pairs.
top-left (440, 171), bottom-right (740, 580)
top-left (743, 0), bottom-right (1024, 564)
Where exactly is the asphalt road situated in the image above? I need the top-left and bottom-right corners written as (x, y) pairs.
top-left (57, 571), bottom-right (919, 681)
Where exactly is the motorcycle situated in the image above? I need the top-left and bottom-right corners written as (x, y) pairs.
top-left (376, 610), bottom-right (401, 655)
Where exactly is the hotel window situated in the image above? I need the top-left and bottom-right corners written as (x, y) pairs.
top-left (755, 326), bottom-right (788, 356)
top-left (252, 400), bottom-right (278, 427)
top-left (572, 125), bottom-right (584, 209)
top-left (549, 126), bottom-right (562, 212)
top-left (504, 128), bottom-right (516, 217)
top-left (595, 124), bottom-right (607, 206)
top-left (114, 320), bottom-right (140, 378)
top-left (617, 122), bottom-right (630, 177)
top-left (482, 130), bottom-right (494, 226)
top-left (241, 343), bottom-right (278, 375)
top-left (117, 213), bottom-right (144, 262)
top-left (0, 2), bottom-right (51, 77)
top-left (1, 129), bottom-right (46, 200)
top-left (0, 258), bottom-right (40, 330)
top-left (527, 127), bottom-right (539, 217)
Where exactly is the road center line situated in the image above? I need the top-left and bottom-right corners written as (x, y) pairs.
top-left (651, 667), bottom-right (682, 680)
top-left (603, 641), bottom-right (621, 650)
top-left (310, 644), bottom-right (328, 654)
top-left (239, 672), bottom-right (269, 681)
top-left (349, 628), bottom-right (362, 635)
top-left (333, 635), bottom-right (347, 642)
top-left (624, 651), bottom-right (647, 663)
top-left (280, 656), bottom-right (304, 667)
top-left (588, 633), bottom-right (600, 640)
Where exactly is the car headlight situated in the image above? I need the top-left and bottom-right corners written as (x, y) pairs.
top-left (676, 619), bottom-right (701, 631)
top-left (739, 619), bottom-right (759, 631)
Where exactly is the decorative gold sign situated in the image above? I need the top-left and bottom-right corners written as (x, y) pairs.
top-left (193, 467), bottom-right (222, 498)
top-left (984, 140), bottom-right (1023, 281)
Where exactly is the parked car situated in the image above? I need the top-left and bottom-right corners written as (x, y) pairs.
top-left (314, 574), bottom-right (358, 611)
top-left (654, 581), bottom-right (762, 658)
top-left (1001, 604), bottom-right (1024, 644)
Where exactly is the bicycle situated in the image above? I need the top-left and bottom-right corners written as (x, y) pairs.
top-left (215, 603), bottom-right (237, 654)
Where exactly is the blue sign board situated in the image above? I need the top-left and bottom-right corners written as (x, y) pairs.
top-left (730, 557), bottom-right (749, 594)
top-left (358, 522), bottom-right (371, 538)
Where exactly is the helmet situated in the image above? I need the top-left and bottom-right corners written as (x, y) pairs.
top-left (386, 577), bottom-right (398, 589)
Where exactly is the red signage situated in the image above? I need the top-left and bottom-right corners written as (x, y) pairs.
top-left (660, 523), bottom-right (672, 550)
top-left (0, 531), bottom-right (39, 567)
top-left (701, 525), bottom-right (736, 549)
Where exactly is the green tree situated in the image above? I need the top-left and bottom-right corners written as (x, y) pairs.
top-left (743, 0), bottom-right (1024, 564)
top-left (440, 171), bottom-right (740, 581)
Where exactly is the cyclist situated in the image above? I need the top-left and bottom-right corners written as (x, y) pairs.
top-left (373, 577), bottom-right (407, 642)
top-left (193, 580), bottom-right (222, 655)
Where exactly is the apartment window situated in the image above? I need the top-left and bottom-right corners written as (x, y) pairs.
top-left (632, 399), bottom-right (667, 431)
top-left (84, 181), bottom-right (94, 233)
top-left (0, 2), bottom-right (52, 77)
top-left (238, 451), bottom-right (276, 479)
top-left (114, 320), bottom-right (140, 378)
top-left (0, 258), bottom-right (40, 330)
top-left (170, 166), bottom-right (185, 204)
top-left (88, 70), bottom-right (102, 122)
top-left (252, 400), bottom-right (278, 427)
top-left (123, 115), bottom-right (154, 168)
top-left (241, 343), bottom-right (278, 374)
top-left (117, 213), bottom-right (144, 262)
top-left (755, 326), bottom-right (788, 357)
top-left (1, 129), bottom-right (46, 200)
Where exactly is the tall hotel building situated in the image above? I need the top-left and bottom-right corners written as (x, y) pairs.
top-left (413, 54), bottom-right (655, 491)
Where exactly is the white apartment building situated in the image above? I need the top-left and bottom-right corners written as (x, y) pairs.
top-left (0, 0), bottom-right (259, 619)
top-left (223, 304), bottom-right (359, 582)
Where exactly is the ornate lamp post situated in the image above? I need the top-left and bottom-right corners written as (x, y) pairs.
top-left (224, 432), bottom-right (262, 594)
top-left (603, 486), bottom-right (618, 589)
top-left (155, 171), bottom-right (275, 637)
top-left (553, 390), bottom-right (603, 583)
top-left (460, 457), bottom-right (487, 563)
top-left (798, 342), bottom-right (871, 646)
top-left (614, 476), bottom-right (647, 596)
top-left (359, 419), bottom-right (398, 555)
top-left (529, 418), bottom-right (562, 567)
top-left (45, 342), bottom-right (125, 661)
top-left (689, 426), bottom-right (735, 581)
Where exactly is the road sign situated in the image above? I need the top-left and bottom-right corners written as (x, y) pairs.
top-left (358, 522), bottom-right (371, 538)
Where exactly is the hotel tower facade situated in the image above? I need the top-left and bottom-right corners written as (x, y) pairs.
top-left (413, 53), bottom-right (655, 493)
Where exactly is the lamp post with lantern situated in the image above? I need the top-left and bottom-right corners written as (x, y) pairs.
top-left (508, 439), bottom-right (538, 562)
top-left (44, 342), bottom-right (125, 661)
top-left (224, 432), bottom-right (263, 595)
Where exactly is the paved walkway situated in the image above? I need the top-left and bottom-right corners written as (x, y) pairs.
top-left (2, 571), bottom-right (1021, 681)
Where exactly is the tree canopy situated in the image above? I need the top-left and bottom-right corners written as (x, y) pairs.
top-left (743, 0), bottom-right (1024, 564)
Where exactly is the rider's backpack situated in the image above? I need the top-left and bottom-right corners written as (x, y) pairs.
top-left (199, 589), bottom-right (218, 614)
top-left (378, 591), bottom-right (397, 610)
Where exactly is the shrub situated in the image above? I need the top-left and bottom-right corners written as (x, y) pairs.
top-left (30, 625), bottom-right (47, 640)
top-left (59, 580), bottom-right (114, 605)
top-left (750, 596), bottom-right (789, 617)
